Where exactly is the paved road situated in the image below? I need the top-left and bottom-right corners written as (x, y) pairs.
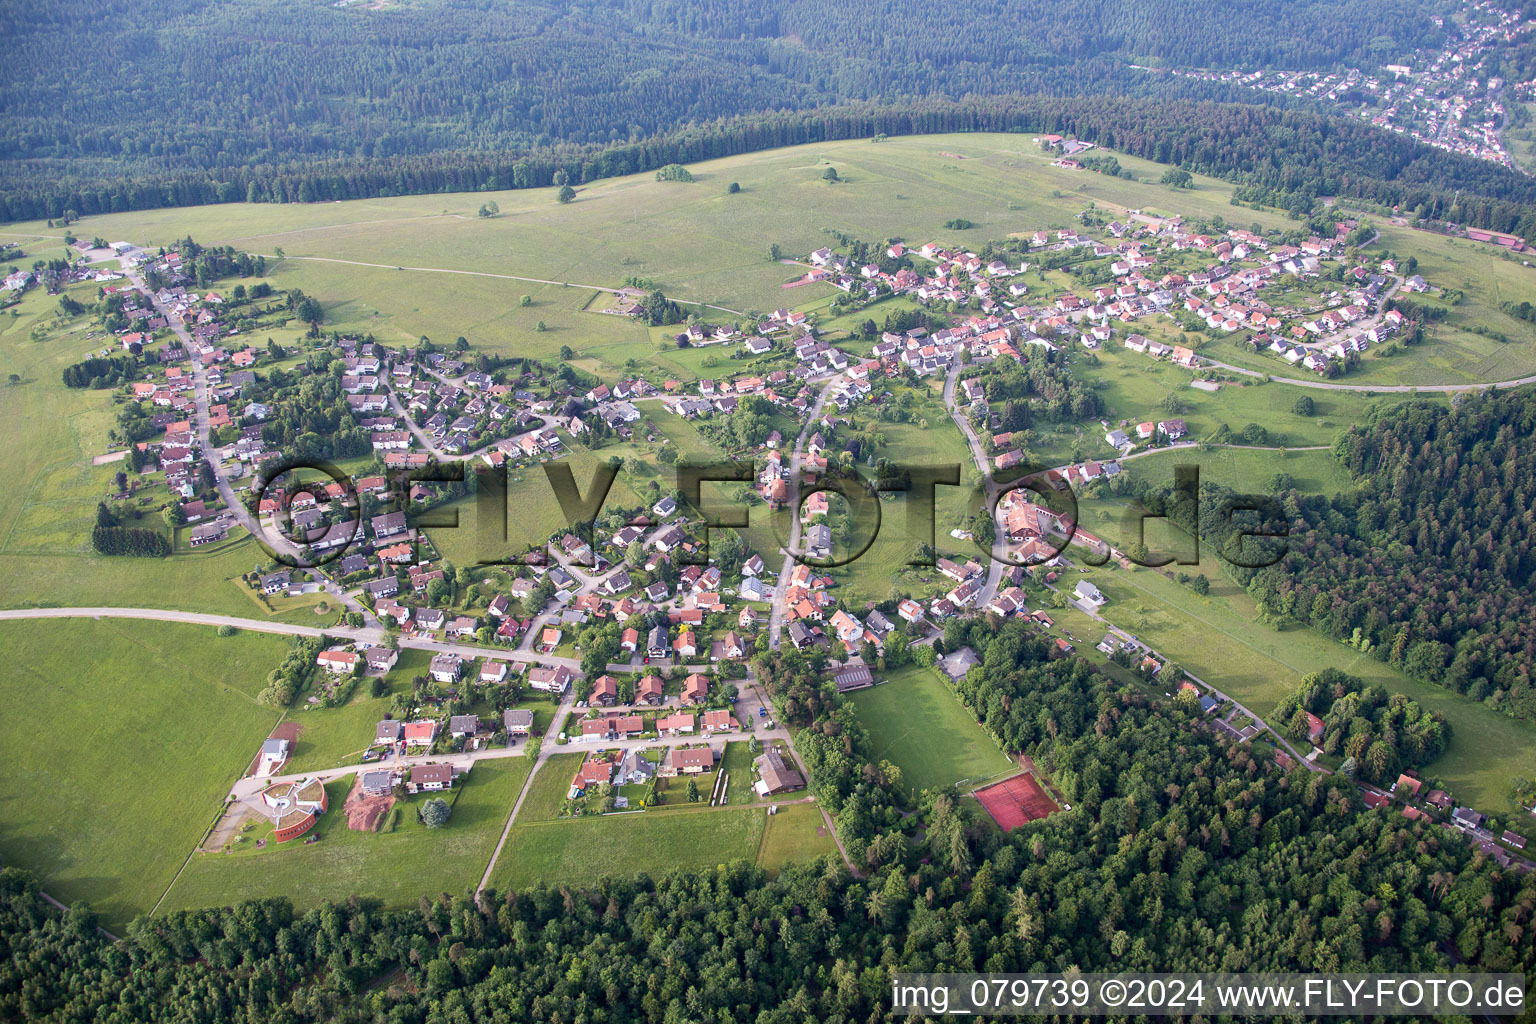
top-left (127, 266), bottom-right (375, 625)
top-left (942, 364), bottom-right (1007, 609)
top-left (767, 376), bottom-right (840, 646)
top-left (0, 606), bottom-right (588, 672)
top-left (1204, 354), bottom-right (1536, 393)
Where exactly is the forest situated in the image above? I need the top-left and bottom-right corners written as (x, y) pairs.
top-left (11, 0), bottom-right (1536, 242)
top-left (4, 616), bottom-right (1535, 1023)
top-left (1120, 390), bottom-right (1536, 721)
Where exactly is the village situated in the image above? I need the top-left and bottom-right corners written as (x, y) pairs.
top-left (21, 194), bottom-right (1531, 882)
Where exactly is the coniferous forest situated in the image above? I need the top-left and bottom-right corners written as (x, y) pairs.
top-left (1130, 391), bottom-right (1536, 720)
top-left (3, 620), bottom-right (1534, 1023)
top-left (8, 0), bottom-right (1536, 238)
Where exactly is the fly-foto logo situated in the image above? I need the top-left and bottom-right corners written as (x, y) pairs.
top-left (245, 458), bottom-right (1289, 571)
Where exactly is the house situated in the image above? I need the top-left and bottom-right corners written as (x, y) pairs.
top-left (429, 653), bottom-right (462, 684)
top-left (401, 720), bottom-right (438, 746)
top-left (682, 673), bottom-right (709, 703)
top-left (365, 647), bottom-right (399, 673)
top-left (374, 720), bottom-right (404, 746)
top-left (1303, 711), bottom-right (1325, 745)
top-left (408, 764), bottom-right (454, 793)
top-left (571, 757), bottom-right (614, 794)
top-left (618, 750), bottom-right (655, 785)
top-left (702, 709), bottom-right (739, 732)
top-left (657, 712), bottom-right (695, 735)
top-left (503, 708), bottom-right (535, 737)
top-left (1452, 807), bottom-right (1486, 830)
top-left (371, 511), bottom-right (408, 540)
top-left (257, 738), bottom-right (290, 776)
top-left (448, 715), bottom-right (481, 739)
top-left (661, 746), bottom-right (716, 776)
top-left (1073, 580), bottom-right (1106, 607)
top-left (591, 674), bottom-right (619, 706)
top-left (528, 665), bottom-right (574, 692)
top-left (317, 649), bottom-right (360, 674)
top-left (636, 674), bottom-right (664, 705)
top-left (646, 626), bottom-right (670, 660)
top-left (360, 770), bottom-right (396, 797)
top-left (754, 747), bottom-right (805, 796)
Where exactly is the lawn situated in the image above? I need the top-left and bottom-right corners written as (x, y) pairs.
top-left (489, 806), bottom-right (765, 891)
top-left (720, 740), bottom-right (757, 805)
top-left (0, 619), bottom-right (286, 930)
top-left (1064, 556), bottom-right (1536, 814)
top-left (159, 757), bottom-right (530, 915)
top-left (517, 753), bottom-right (584, 820)
top-left (850, 664), bottom-right (1014, 796)
top-left (755, 803), bottom-right (838, 873)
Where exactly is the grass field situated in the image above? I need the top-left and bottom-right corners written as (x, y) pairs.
top-left (1065, 556), bottom-right (1536, 814)
top-left (159, 757), bottom-right (530, 915)
top-left (850, 664), bottom-right (1014, 795)
top-left (517, 753), bottom-right (583, 820)
top-left (756, 803), bottom-right (838, 873)
top-left (0, 619), bottom-right (285, 930)
top-left (490, 807), bottom-right (766, 890)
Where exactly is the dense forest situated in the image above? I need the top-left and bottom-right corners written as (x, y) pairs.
top-left (12, 0), bottom-right (1536, 241)
top-left (1121, 390), bottom-right (1536, 720)
top-left (4, 618), bottom-right (1535, 1022)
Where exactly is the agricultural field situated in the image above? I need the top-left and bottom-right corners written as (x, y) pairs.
top-left (0, 618), bottom-right (286, 930)
top-left (159, 757), bottom-right (531, 915)
top-left (850, 664), bottom-right (1014, 795)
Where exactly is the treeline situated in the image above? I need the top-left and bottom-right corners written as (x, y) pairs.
top-left (62, 354), bottom-right (140, 389)
top-left (12, 90), bottom-right (1536, 246)
top-left (1277, 668), bottom-right (1451, 783)
top-left (4, 619), bottom-right (1535, 1022)
top-left (91, 505), bottom-right (170, 558)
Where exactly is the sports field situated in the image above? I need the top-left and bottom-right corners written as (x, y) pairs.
top-left (974, 772), bottom-right (1060, 831)
top-left (850, 664), bottom-right (1014, 795)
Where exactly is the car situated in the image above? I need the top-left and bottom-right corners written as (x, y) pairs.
top-left (757, 706), bottom-right (767, 717)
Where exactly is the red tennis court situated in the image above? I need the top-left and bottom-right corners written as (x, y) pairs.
top-left (974, 773), bottom-right (1059, 831)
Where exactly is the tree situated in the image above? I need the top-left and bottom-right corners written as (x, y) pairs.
top-left (6, 374), bottom-right (18, 385)
top-left (520, 294), bottom-right (532, 307)
top-left (557, 185), bottom-right (575, 203)
top-left (686, 778), bottom-right (701, 802)
top-left (477, 200), bottom-right (499, 217)
top-left (1292, 395), bottom-right (1315, 416)
top-left (536, 320), bottom-right (548, 332)
top-left (1161, 168), bottom-right (1194, 188)
top-left (727, 181), bottom-right (741, 194)
top-left (162, 503), bottom-right (186, 528)
top-left (822, 167), bottom-right (840, 182)
top-left (420, 797), bottom-right (452, 827)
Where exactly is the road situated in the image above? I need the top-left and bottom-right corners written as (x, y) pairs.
top-left (127, 264), bottom-right (375, 625)
top-left (942, 364), bottom-right (1008, 608)
top-left (1203, 355), bottom-right (1536, 394)
top-left (767, 375), bottom-right (841, 647)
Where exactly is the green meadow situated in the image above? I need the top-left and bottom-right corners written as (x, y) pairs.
top-left (160, 757), bottom-right (532, 915)
top-left (0, 619), bottom-right (285, 930)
